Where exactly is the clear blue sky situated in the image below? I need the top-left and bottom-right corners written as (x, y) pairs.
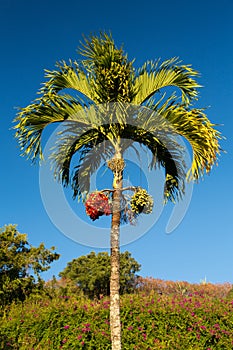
top-left (1, 0), bottom-right (233, 284)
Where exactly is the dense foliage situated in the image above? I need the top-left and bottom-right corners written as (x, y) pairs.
top-left (0, 225), bottom-right (59, 306)
top-left (59, 251), bottom-right (141, 298)
top-left (1, 279), bottom-right (232, 349)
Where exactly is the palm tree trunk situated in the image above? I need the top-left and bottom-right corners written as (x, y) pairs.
top-left (108, 149), bottom-right (124, 350)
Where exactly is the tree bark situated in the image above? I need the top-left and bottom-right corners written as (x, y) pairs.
top-left (108, 150), bottom-right (124, 350)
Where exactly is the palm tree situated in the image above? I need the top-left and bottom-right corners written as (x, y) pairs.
top-left (14, 33), bottom-right (222, 350)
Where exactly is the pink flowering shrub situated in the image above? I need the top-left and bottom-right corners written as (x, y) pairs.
top-left (0, 280), bottom-right (232, 349)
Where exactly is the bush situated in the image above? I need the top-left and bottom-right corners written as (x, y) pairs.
top-left (1, 283), bottom-right (233, 349)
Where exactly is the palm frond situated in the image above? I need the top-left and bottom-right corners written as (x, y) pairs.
top-left (79, 32), bottom-right (130, 70)
top-left (50, 123), bottom-right (117, 199)
top-left (71, 141), bottom-right (114, 200)
top-left (132, 58), bottom-right (200, 106)
top-left (50, 127), bottom-right (104, 182)
top-left (119, 124), bottom-right (186, 202)
top-left (79, 33), bottom-right (136, 103)
top-left (40, 60), bottom-right (95, 102)
top-left (162, 106), bottom-right (223, 180)
top-left (14, 94), bottom-right (90, 162)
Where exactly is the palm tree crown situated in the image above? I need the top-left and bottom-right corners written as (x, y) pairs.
top-left (14, 33), bottom-right (222, 203)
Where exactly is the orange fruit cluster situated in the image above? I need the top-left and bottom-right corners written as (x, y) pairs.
top-left (85, 192), bottom-right (111, 221)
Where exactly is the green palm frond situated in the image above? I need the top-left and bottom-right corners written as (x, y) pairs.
top-left (161, 106), bottom-right (222, 180)
top-left (119, 124), bottom-right (186, 202)
top-left (50, 122), bottom-right (117, 199)
top-left (71, 141), bottom-right (114, 200)
top-left (79, 33), bottom-right (136, 103)
top-left (14, 94), bottom-right (90, 161)
top-left (50, 126), bottom-right (104, 184)
top-left (79, 32), bottom-right (117, 64)
top-left (132, 58), bottom-right (200, 106)
top-left (40, 60), bottom-right (96, 102)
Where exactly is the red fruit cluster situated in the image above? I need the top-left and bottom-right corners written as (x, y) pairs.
top-left (85, 192), bottom-right (111, 221)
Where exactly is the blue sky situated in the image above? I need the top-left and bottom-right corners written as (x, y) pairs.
top-left (1, 0), bottom-right (233, 284)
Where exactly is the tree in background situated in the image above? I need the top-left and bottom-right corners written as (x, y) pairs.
top-left (14, 33), bottom-right (222, 349)
top-left (0, 224), bottom-right (59, 306)
top-left (59, 251), bottom-right (140, 298)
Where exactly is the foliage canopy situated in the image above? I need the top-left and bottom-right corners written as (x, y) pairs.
top-left (59, 251), bottom-right (140, 298)
top-left (0, 224), bottom-right (59, 306)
